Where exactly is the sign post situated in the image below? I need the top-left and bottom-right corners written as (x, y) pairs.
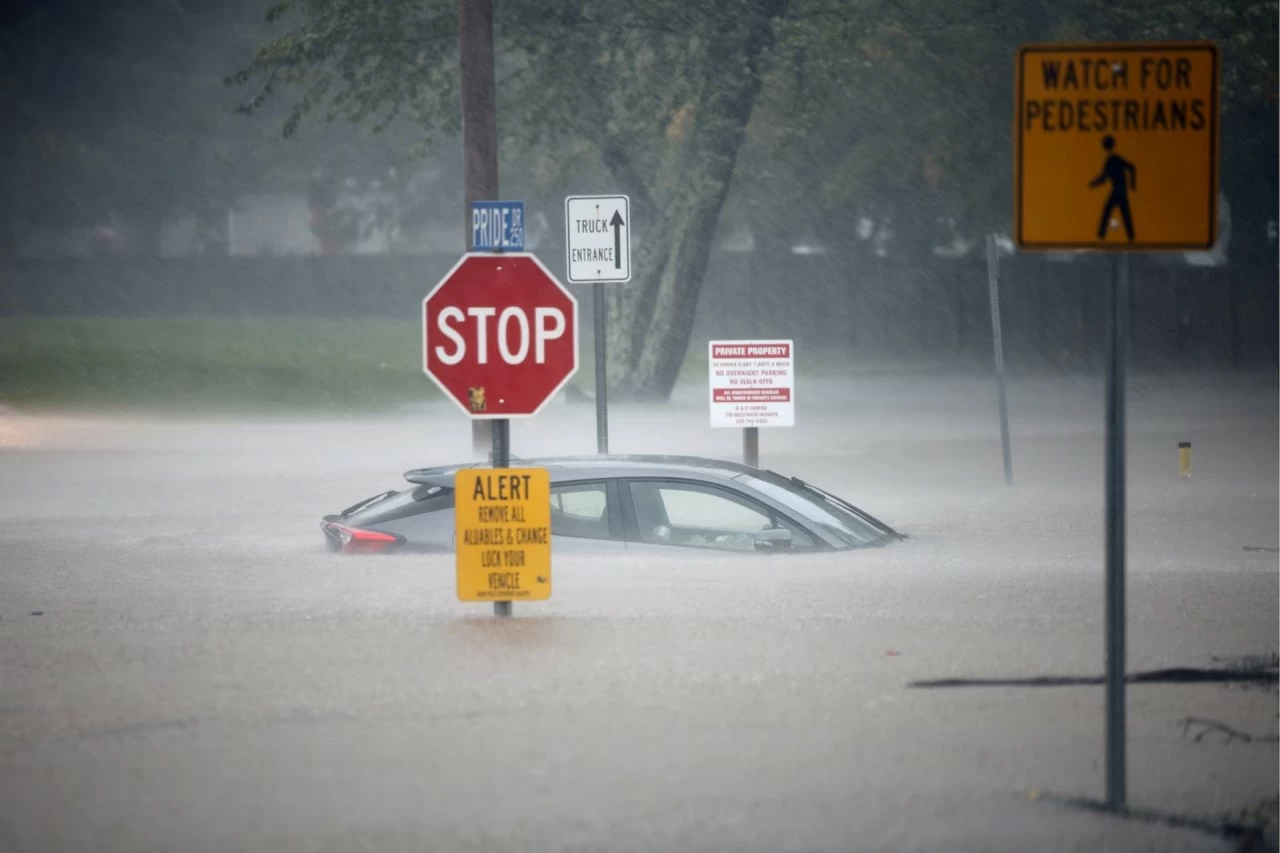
top-left (1014, 41), bottom-right (1220, 812)
top-left (708, 340), bottom-right (795, 466)
top-left (1103, 251), bottom-right (1129, 804)
top-left (565, 195), bottom-right (631, 454)
top-left (423, 251), bottom-right (578, 617)
top-left (469, 202), bottom-right (525, 605)
top-left (986, 234), bottom-right (1013, 486)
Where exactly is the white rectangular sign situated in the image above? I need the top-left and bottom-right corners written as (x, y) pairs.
top-left (708, 339), bottom-right (795, 428)
top-left (565, 195), bottom-right (630, 283)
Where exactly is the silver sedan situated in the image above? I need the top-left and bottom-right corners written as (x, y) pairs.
top-left (322, 455), bottom-right (903, 555)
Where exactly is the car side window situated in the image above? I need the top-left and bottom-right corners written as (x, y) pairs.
top-left (627, 480), bottom-right (815, 552)
top-left (549, 481), bottom-right (611, 540)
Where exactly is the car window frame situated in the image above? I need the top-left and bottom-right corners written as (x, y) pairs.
top-left (548, 477), bottom-right (624, 542)
top-left (617, 476), bottom-right (827, 553)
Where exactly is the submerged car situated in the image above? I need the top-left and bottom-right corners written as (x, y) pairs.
top-left (322, 455), bottom-right (903, 555)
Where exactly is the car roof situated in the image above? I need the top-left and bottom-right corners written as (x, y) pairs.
top-left (404, 454), bottom-right (758, 485)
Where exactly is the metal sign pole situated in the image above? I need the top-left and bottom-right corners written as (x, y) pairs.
top-left (743, 427), bottom-right (759, 468)
top-left (594, 282), bottom-right (608, 454)
top-left (493, 417), bottom-right (512, 617)
top-left (986, 234), bottom-right (1013, 486)
top-left (1104, 252), bottom-right (1130, 811)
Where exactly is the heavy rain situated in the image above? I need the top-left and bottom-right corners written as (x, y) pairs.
top-left (1, 1), bottom-right (1277, 851)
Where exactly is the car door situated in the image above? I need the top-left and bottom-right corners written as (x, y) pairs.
top-left (619, 477), bottom-right (820, 554)
top-left (547, 478), bottom-right (628, 554)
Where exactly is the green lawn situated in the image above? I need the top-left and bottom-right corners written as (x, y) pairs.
top-left (0, 317), bottom-right (439, 411)
top-left (0, 317), bottom-right (963, 412)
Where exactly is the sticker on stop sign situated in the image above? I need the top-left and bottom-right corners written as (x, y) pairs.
top-left (422, 253), bottom-right (579, 419)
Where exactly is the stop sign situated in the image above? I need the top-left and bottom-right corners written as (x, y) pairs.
top-left (423, 253), bottom-right (579, 418)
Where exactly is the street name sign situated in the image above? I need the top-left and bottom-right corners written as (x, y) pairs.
top-left (565, 195), bottom-right (630, 283)
top-left (1015, 42), bottom-right (1220, 250)
top-left (709, 340), bottom-right (795, 428)
top-left (471, 201), bottom-right (525, 251)
top-left (423, 253), bottom-right (579, 419)
top-left (455, 467), bottom-right (551, 602)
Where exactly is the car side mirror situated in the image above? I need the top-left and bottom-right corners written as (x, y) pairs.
top-left (753, 527), bottom-right (793, 552)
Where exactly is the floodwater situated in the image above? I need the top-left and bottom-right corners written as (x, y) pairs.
top-left (1, 371), bottom-right (1276, 852)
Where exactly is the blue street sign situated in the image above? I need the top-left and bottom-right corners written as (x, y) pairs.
top-left (471, 201), bottom-right (525, 251)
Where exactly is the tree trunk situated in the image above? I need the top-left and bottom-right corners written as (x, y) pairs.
top-left (603, 2), bottom-right (783, 401)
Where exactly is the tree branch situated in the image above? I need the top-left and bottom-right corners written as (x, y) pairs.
top-left (600, 142), bottom-right (658, 222)
top-left (235, 66), bottom-right (279, 115)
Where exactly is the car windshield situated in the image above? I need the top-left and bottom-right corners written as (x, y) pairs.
top-left (737, 471), bottom-right (889, 548)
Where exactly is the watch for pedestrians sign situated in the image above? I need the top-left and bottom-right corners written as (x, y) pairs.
top-left (1014, 42), bottom-right (1220, 251)
top-left (565, 195), bottom-right (630, 283)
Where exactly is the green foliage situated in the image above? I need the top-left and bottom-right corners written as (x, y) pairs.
top-left (0, 316), bottom-right (434, 411)
top-left (740, 0), bottom-right (1277, 248)
top-left (226, 0), bottom-right (1276, 397)
top-left (227, 0), bottom-right (760, 209)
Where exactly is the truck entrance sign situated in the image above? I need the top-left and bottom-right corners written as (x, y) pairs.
top-left (708, 340), bottom-right (795, 428)
top-left (1015, 42), bottom-right (1220, 250)
top-left (564, 195), bottom-right (630, 283)
top-left (454, 468), bottom-right (551, 602)
top-left (422, 253), bottom-right (579, 418)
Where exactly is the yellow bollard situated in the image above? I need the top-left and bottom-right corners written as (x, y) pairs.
top-left (1178, 441), bottom-right (1192, 479)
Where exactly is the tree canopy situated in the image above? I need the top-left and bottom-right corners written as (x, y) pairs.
top-left (2, 0), bottom-right (1272, 391)
top-left (229, 0), bottom-right (1275, 396)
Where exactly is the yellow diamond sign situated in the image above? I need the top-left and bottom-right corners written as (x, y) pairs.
top-left (1015, 42), bottom-right (1220, 251)
top-left (455, 468), bottom-right (551, 602)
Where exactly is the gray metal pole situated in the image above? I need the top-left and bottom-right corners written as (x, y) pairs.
top-left (986, 234), bottom-right (1013, 486)
top-left (743, 427), bottom-right (759, 468)
top-left (492, 417), bottom-right (512, 618)
top-left (459, 0), bottom-right (497, 459)
top-left (1104, 252), bottom-right (1129, 811)
top-left (593, 282), bottom-right (609, 454)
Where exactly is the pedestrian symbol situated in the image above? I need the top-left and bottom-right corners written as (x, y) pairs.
top-left (1089, 136), bottom-right (1137, 241)
top-left (1014, 42), bottom-right (1220, 251)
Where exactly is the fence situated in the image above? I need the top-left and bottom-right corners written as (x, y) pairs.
top-left (1, 249), bottom-right (1275, 370)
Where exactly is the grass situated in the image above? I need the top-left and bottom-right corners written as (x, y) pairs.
top-left (0, 317), bottom-right (974, 413)
top-left (0, 316), bottom-right (438, 412)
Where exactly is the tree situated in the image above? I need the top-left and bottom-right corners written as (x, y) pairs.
top-left (230, 0), bottom-right (788, 399)
top-left (229, 0), bottom-right (1276, 395)
top-left (737, 0), bottom-right (1277, 259)
top-left (0, 0), bottom-right (435, 254)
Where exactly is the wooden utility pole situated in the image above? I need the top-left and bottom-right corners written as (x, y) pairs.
top-left (459, 0), bottom-right (498, 456)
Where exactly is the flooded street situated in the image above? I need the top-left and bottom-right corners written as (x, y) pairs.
top-left (1, 371), bottom-right (1276, 851)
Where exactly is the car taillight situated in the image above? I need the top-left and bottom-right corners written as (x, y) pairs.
top-left (324, 522), bottom-right (404, 554)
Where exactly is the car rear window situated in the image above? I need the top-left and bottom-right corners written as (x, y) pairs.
top-left (344, 485), bottom-right (455, 525)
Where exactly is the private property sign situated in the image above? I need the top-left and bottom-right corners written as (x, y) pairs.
top-left (1015, 42), bottom-right (1220, 250)
top-left (708, 340), bottom-right (795, 428)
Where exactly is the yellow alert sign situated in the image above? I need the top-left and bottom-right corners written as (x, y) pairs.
top-left (454, 468), bottom-right (551, 602)
top-left (1015, 42), bottom-right (1219, 251)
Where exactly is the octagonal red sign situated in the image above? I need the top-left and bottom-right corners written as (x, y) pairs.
top-left (423, 253), bottom-right (579, 418)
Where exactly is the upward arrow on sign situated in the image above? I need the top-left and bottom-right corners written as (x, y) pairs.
top-left (610, 210), bottom-right (624, 270)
